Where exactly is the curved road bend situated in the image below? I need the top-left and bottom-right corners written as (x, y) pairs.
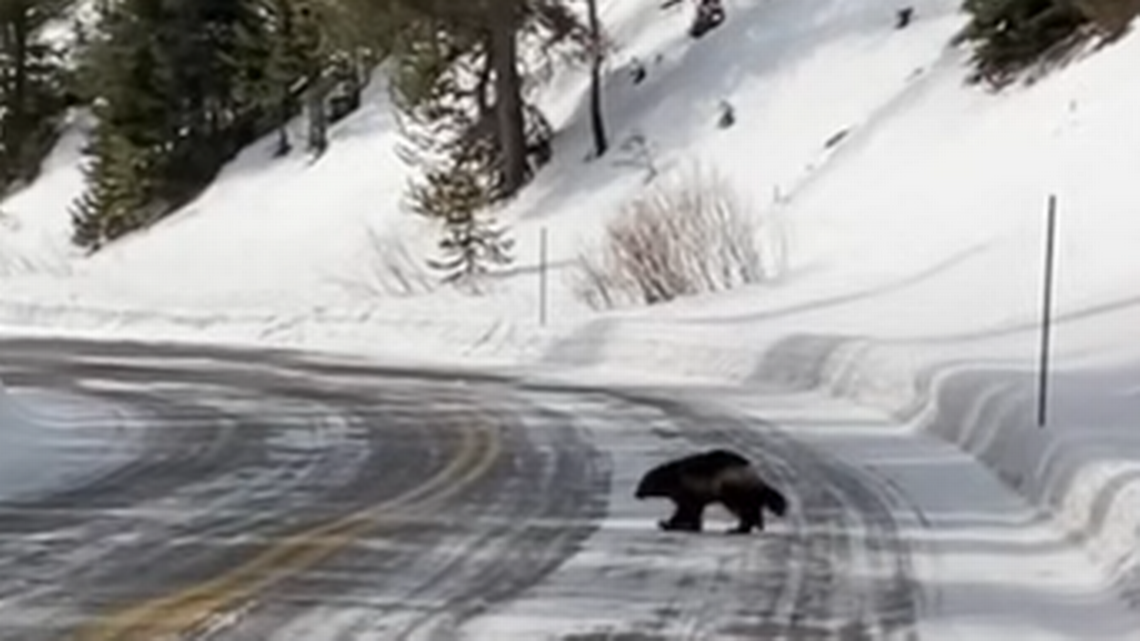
top-left (0, 337), bottom-right (920, 640)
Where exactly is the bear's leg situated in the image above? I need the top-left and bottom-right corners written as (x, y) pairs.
top-left (746, 503), bottom-right (765, 532)
top-left (722, 495), bottom-right (763, 534)
top-left (660, 498), bottom-right (705, 532)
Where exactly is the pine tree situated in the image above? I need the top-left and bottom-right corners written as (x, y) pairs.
top-left (70, 0), bottom-right (305, 250)
top-left (277, 0), bottom-right (377, 158)
top-left (419, 161), bottom-right (513, 291)
top-left (380, 0), bottom-right (584, 289)
top-left (69, 0), bottom-right (174, 250)
top-left (236, 0), bottom-right (377, 158)
top-left (70, 0), bottom-right (173, 251)
top-left (410, 149), bottom-right (514, 292)
top-left (71, 130), bottom-right (156, 250)
top-left (233, 0), bottom-right (314, 156)
top-left (958, 0), bottom-right (1090, 85)
top-left (409, 156), bottom-right (494, 220)
top-left (156, 0), bottom-right (273, 147)
top-left (0, 0), bottom-right (72, 192)
top-left (388, 0), bottom-right (585, 202)
top-left (428, 213), bottom-right (514, 291)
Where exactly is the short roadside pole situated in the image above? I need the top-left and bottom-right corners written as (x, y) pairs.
top-left (539, 226), bottom-right (549, 327)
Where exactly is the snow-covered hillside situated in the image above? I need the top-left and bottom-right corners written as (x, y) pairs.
top-left (4, 0), bottom-right (1140, 632)
top-left (0, 0), bottom-right (976, 320)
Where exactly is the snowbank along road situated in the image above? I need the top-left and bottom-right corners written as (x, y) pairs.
top-left (0, 337), bottom-right (921, 640)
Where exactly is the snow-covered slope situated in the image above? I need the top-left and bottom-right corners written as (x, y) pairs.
top-left (4, 0), bottom-right (1140, 629)
top-left (0, 0), bottom-right (973, 317)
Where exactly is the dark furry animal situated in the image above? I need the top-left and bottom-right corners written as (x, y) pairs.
top-left (635, 449), bottom-right (788, 534)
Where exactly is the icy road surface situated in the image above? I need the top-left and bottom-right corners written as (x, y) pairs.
top-left (0, 337), bottom-right (1134, 640)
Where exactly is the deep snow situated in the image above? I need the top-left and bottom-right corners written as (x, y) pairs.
top-left (3, 0), bottom-right (1140, 634)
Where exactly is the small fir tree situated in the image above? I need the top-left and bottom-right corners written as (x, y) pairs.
top-left (412, 159), bottom-right (513, 291)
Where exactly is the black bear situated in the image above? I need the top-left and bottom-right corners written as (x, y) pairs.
top-left (634, 449), bottom-right (788, 534)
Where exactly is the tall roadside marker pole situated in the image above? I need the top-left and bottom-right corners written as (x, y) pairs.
top-left (1037, 195), bottom-right (1058, 427)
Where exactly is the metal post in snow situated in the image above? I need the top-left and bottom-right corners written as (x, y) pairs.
top-left (1037, 195), bottom-right (1058, 427)
top-left (539, 226), bottom-right (548, 326)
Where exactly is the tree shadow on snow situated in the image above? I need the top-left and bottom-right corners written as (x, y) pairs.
top-left (676, 241), bottom-right (993, 327)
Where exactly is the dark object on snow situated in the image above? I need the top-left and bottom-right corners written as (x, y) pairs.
top-left (689, 0), bottom-right (726, 39)
top-left (824, 128), bottom-right (849, 149)
top-left (661, 0), bottom-right (684, 8)
top-left (896, 6), bottom-right (914, 29)
top-left (717, 100), bottom-right (735, 129)
top-left (635, 449), bottom-right (789, 534)
top-left (630, 58), bottom-right (648, 85)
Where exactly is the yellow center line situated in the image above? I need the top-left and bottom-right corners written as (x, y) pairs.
top-left (77, 419), bottom-right (503, 641)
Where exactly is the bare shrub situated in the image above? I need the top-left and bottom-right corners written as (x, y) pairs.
top-left (573, 165), bottom-right (786, 309)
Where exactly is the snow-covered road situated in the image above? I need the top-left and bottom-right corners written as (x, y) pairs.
top-left (1, 337), bottom-right (1136, 639)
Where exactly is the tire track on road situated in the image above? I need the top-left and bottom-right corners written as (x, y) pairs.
top-left (223, 396), bottom-right (610, 641)
top-left (603, 389), bottom-right (921, 640)
top-left (76, 409), bottom-right (502, 641)
top-left (451, 388), bottom-right (790, 641)
top-left (387, 401), bottom-right (610, 641)
top-left (0, 338), bottom-right (612, 641)
top-left (1, 337), bottom-right (921, 640)
top-left (0, 343), bottom-right (457, 638)
top-left (0, 388), bottom-right (401, 639)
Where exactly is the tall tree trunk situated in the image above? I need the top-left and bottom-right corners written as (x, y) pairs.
top-left (273, 0), bottom-right (293, 156)
top-left (11, 4), bottom-right (27, 121)
top-left (0, 2), bottom-right (30, 184)
top-left (274, 105), bottom-right (291, 156)
top-left (305, 71), bottom-right (328, 156)
top-left (487, 14), bottom-right (527, 198)
top-left (475, 49), bottom-right (492, 119)
top-left (586, 0), bottom-right (607, 158)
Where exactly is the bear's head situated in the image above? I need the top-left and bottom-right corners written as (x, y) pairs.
top-left (763, 484), bottom-right (789, 517)
top-left (634, 465), bottom-right (674, 499)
